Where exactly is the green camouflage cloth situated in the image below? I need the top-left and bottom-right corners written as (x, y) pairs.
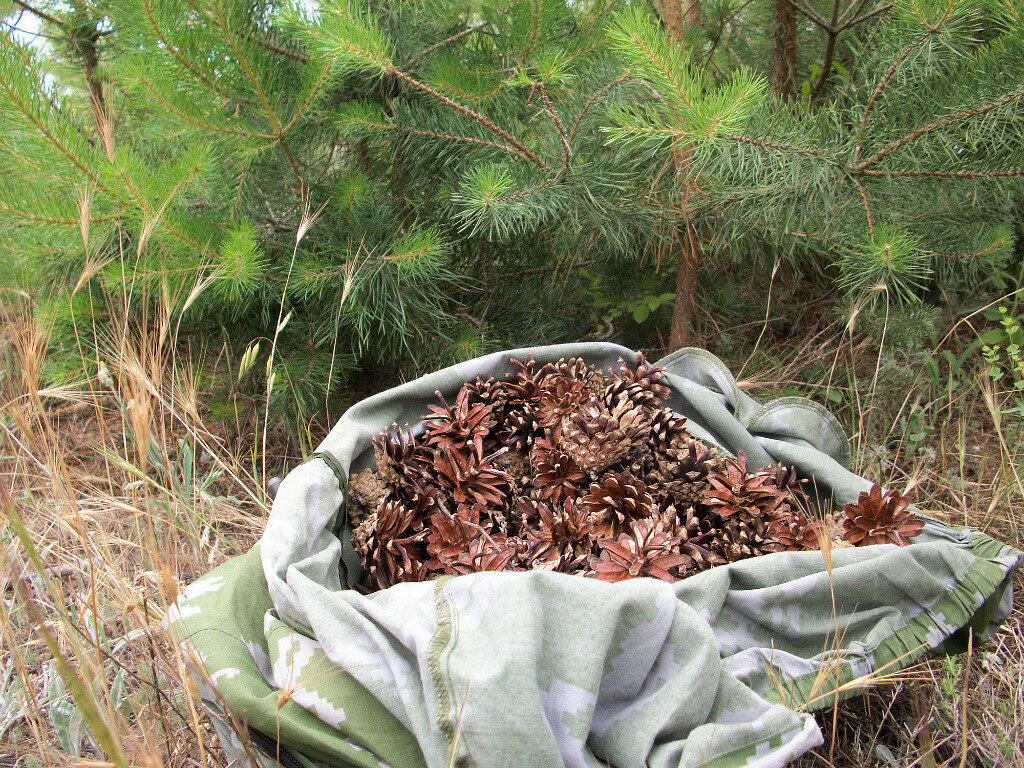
top-left (165, 345), bottom-right (1021, 768)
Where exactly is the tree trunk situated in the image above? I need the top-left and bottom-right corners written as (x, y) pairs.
top-left (770, 0), bottom-right (798, 100)
top-left (658, 0), bottom-right (701, 350)
top-left (668, 209), bottom-right (700, 349)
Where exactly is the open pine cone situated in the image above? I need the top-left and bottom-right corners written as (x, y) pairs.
top-left (841, 485), bottom-right (924, 546)
top-left (652, 439), bottom-right (721, 507)
top-left (354, 495), bottom-right (432, 589)
top-left (423, 389), bottom-right (496, 453)
top-left (702, 452), bottom-right (785, 524)
top-left (591, 521), bottom-right (689, 583)
top-left (561, 400), bottom-right (650, 473)
top-left (582, 471), bottom-right (655, 538)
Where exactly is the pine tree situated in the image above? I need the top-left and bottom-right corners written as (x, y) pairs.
top-left (611, 0), bottom-right (1024, 339)
top-left (3, 0), bottom-right (1023, 417)
top-left (0, 0), bottom-right (701, 418)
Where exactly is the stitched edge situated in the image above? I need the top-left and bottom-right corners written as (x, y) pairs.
top-left (655, 347), bottom-right (742, 405)
top-left (745, 396), bottom-right (852, 468)
top-left (426, 576), bottom-right (456, 742)
top-left (307, 451), bottom-right (350, 587)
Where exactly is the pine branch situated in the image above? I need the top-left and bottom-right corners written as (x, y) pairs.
top-left (922, 240), bottom-right (1007, 260)
top-left (860, 167), bottom-right (1024, 178)
top-left (533, 83), bottom-right (572, 177)
top-left (407, 23), bottom-right (484, 68)
top-left (134, 72), bottom-right (271, 138)
top-left (204, 0), bottom-right (305, 188)
top-left (725, 133), bottom-right (830, 158)
top-left (386, 123), bottom-right (532, 161)
top-left (856, 85), bottom-right (1024, 171)
top-left (0, 63), bottom-right (101, 186)
top-left (568, 74), bottom-right (629, 144)
top-left (853, 177), bottom-right (873, 231)
top-left (781, 0), bottom-right (832, 30)
top-left (389, 68), bottom-right (549, 169)
top-left (854, 32), bottom-right (933, 160)
top-left (840, 3), bottom-right (894, 30)
top-left (239, 28), bottom-right (310, 64)
top-left (138, 0), bottom-right (236, 104)
top-left (10, 0), bottom-right (64, 29)
top-left (0, 199), bottom-right (79, 225)
top-left (281, 61), bottom-right (333, 134)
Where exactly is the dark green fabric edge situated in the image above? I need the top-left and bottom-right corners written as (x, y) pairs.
top-left (706, 727), bottom-right (815, 768)
top-left (166, 547), bottom-right (427, 768)
top-left (307, 450), bottom-right (352, 587)
top-left (759, 529), bottom-right (1021, 712)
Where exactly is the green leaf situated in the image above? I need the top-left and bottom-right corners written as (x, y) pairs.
top-left (980, 328), bottom-right (1007, 345)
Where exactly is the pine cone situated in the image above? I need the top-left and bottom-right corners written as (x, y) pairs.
top-left (432, 443), bottom-right (510, 512)
top-left (494, 407), bottom-right (538, 451)
top-left (425, 510), bottom-right (478, 573)
top-left (423, 388), bottom-right (496, 453)
top-left (462, 376), bottom-right (502, 407)
top-left (536, 376), bottom-right (591, 430)
top-left (591, 520), bottom-right (689, 583)
top-left (759, 464), bottom-right (804, 495)
top-left (354, 496), bottom-right (432, 589)
top-left (550, 356), bottom-right (590, 382)
top-left (842, 485), bottom-right (924, 546)
top-left (652, 439), bottom-right (722, 507)
top-left (449, 533), bottom-right (515, 574)
top-left (649, 407), bottom-right (690, 456)
top-left (766, 508), bottom-right (823, 552)
top-left (562, 400), bottom-right (650, 473)
top-left (500, 356), bottom-right (554, 404)
top-left (483, 357), bottom-right (552, 450)
top-left (702, 452), bottom-right (785, 524)
top-left (653, 504), bottom-right (723, 572)
top-left (530, 441), bottom-right (587, 505)
top-left (524, 499), bottom-right (592, 572)
top-left (710, 516), bottom-right (775, 562)
top-left (602, 354), bottom-right (671, 410)
top-left (582, 471), bottom-right (655, 537)
top-left (373, 423), bottom-right (433, 492)
top-left (348, 467), bottom-right (389, 526)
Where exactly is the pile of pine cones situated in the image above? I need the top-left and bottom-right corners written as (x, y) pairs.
top-left (349, 356), bottom-right (924, 590)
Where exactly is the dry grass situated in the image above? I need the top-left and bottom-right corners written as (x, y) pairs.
top-left (1, 289), bottom-right (1022, 768)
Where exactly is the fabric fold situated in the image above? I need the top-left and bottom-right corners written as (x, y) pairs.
top-left (165, 343), bottom-right (1022, 768)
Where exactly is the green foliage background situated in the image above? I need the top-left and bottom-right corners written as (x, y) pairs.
top-left (2, 0), bottom-right (1023, 425)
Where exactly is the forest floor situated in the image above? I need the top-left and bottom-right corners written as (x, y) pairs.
top-left (1, 299), bottom-right (1022, 767)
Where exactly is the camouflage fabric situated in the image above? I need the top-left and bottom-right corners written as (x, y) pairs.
top-left (165, 344), bottom-right (1022, 768)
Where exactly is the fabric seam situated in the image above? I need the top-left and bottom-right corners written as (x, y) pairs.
top-left (759, 535), bottom-right (1022, 710)
top-left (745, 396), bottom-right (852, 468)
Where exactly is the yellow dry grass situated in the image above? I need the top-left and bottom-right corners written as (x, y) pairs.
top-left (0, 287), bottom-right (1021, 768)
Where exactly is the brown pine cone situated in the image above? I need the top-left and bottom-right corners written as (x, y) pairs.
top-left (561, 400), bottom-right (650, 473)
top-left (766, 507), bottom-right (823, 552)
top-left (702, 452), bottom-right (785, 524)
top-left (432, 443), bottom-right (510, 511)
top-left (591, 520), bottom-right (690, 583)
top-left (355, 496), bottom-right (432, 589)
top-left (842, 485), bottom-right (924, 546)
top-left (373, 423), bottom-right (433, 493)
top-left (530, 443), bottom-right (587, 505)
top-left (652, 439), bottom-right (722, 507)
top-left (423, 388), bottom-right (496, 453)
top-left (602, 354), bottom-right (671, 410)
top-left (524, 499), bottom-right (592, 572)
top-left (581, 471), bottom-right (655, 538)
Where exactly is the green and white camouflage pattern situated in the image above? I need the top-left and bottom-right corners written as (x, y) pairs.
top-left (164, 345), bottom-right (1021, 768)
